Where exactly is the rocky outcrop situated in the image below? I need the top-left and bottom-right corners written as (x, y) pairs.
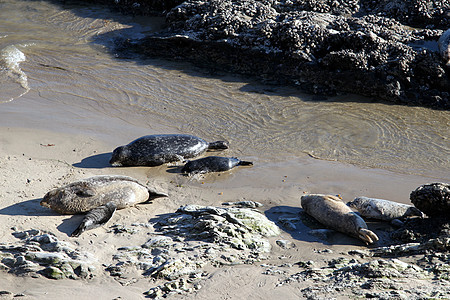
top-left (0, 229), bottom-right (96, 280)
top-left (111, 0), bottom-right (450, 109)
top-left (106, 204), bottom-right (280, 297)
top-left (410, 182), bottom-right (450, 217)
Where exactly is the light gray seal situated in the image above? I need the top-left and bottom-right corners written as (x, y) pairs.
top-left (438, 28), bottom-right (450, 67)
top-left (347, 196), bottom-right (424, 221)
top-left (40, 175), bottom-right (168, 237)
top-left (181, 156), bottom-right (253, 175)
top-left (110, 134), bottom-right (228, 167)
top-left (301, 194), bottom-right (379, 245)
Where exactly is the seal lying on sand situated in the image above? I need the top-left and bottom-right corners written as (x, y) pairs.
top-left (110, 134), bottom-right (228, 167)
top-left (41, 175), bottom-right (168, 237)
top-left (347, 197), bottom-right (424, 221)
top-left (181, 156), bottom-right (253, 175)
top-left (439, 28), bottom-right (450, 67)
top-left (301, 194), bottom-right (379, 245)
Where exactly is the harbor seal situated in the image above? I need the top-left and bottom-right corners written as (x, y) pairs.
top-left (438, 28), bottom-right (450, 67)
top-left (110, 134), bottom-right (228, 167)
top-left (347, 197), bottom-right (424, 221)
top-left (181, 156), bottom-right (253, 175)
top-left (41, 175), bottom-right (168, 237)
top-left (301, 194), bottom-right (379, 245)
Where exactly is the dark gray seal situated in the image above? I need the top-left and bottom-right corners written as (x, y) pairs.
top-left (301, 194), bottom-right (379, 245)
top-left (40, 175), bottom-right (168, 237)
top-left (110, 134), bottom-right (228, 167)
top-left (181, 156), bottom-right (253, 175)
top-left (347, 197), bottom-right (424, 221)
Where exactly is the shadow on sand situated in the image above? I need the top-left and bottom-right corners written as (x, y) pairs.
top-left (0, 198), bottom-right (56, 217)
top-left (0, 198), bottom-right (84, 237)
top-left (72, 152), bottom-right (112, 169)
top-left (57, 215), bottom-right (85, 237)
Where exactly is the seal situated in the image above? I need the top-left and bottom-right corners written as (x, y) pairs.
top-left (181, 156), bottom-right (253, 175)
top-left (347, 196), bottom-right (424, 221)
top-left (301, 194), bottom-right (379, 244)
top-left (41, 175), bottom-right (168, 237)
top-left (109, 134), bottom-right (229, 167)
top-left (438, 28), bottom-right (450, 67)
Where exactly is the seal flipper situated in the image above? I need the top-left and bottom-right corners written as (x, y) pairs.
top-left (207, 141), bottom-right (229, 150)
top-left (70, 202), bottom-right (117, 237)
top-left (357, 228), bottom-right (379, 245)
top-left (237, 160), bottom-right (253, 166)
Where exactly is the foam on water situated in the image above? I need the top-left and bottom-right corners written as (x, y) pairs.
top-left (0, 44), bottom-right (30, 103)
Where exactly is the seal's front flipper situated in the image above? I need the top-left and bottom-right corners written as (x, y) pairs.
top-left (70, 202), bottom-right (117, 237)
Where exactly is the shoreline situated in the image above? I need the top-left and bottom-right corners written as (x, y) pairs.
top-left (1, 126), bottom-right (448, 299)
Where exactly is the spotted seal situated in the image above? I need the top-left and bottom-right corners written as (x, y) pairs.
top-left (41, 175), bottom-right (168, 237)
top-left (110, 134), bottom-right (228, 167)
top-left (301, 194), bottom-right (379, 245)
top-left (347, 196), bottom-right (424, 221)
top-left (438, 28), bottom-right (450, 67)
top-left (181, 156), bottom-right (253, 175)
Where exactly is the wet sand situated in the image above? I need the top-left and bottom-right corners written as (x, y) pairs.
top-left (0, 123), bottom-right (446, 299)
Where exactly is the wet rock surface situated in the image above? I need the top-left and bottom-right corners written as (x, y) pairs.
top-left (0, 229), bottom-right (96, 280)
top-left (105, 0), bottom-right (450, 108)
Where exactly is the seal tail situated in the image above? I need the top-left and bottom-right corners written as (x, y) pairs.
top-left (208, 141), bottom-right (229, 150)
top-left (70, 202), bottom-right (117, 237)
top-left (147, 187), bottom-right (169, 201)
top-left (238, 160), bottom-right (253, 166)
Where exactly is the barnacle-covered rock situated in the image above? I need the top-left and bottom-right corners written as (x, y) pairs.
top-left (410, 183), bottom-right (450, 217)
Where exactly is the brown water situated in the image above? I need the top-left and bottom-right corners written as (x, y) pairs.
top-left (1, 0), bottom-right (449, 180)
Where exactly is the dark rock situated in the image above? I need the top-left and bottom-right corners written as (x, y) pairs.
top-left (410, 183), bottom-right (450, 217)
top-left (112, 0), bottom-right (450, 109)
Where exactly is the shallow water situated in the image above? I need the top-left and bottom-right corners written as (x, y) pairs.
top-left (0, 0), bottom-right (448, 179)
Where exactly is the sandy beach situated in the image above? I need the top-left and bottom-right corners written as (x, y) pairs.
top-left (1, 124), bottom-right (447, 299)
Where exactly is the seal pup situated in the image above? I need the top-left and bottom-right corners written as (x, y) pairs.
top-left (438, 28), bottom-right (450, 67)
top-left (110, 134), bottom-right (228, 167)
top-left (347, 196), bottom-right (424, 221)
top-left (41, 175), bottom-right (168, 237)
top-left (181, 156), bottom-right (253, 175)
top-left (301, 194), bottom-right (379, 245)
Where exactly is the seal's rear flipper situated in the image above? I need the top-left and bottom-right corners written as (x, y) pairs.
top-left (358, 228), bottom-right (379, 245)
top-left (238, 160), bottom-right (253, 166)
top-left (208, 141), bottom-right (229, 150)
top-left (70, 202), bottom-right (117, 237)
